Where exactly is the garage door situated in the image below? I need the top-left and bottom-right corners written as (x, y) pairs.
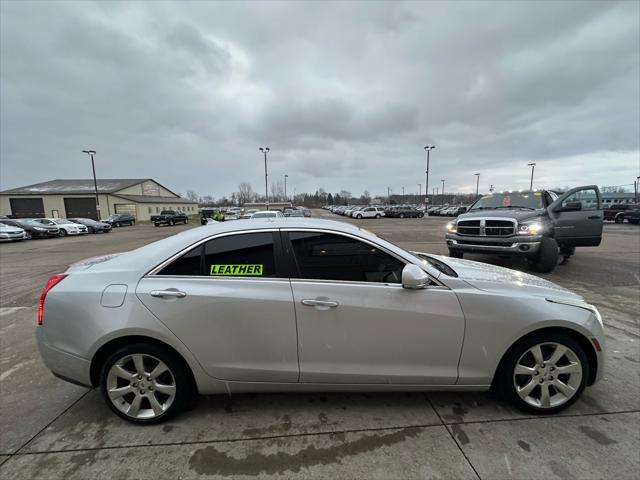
top-left (64, 197), bottom-right (98, 220)
top-left (9, 198), bottom-right (45, 218)
top-left (114, 203), bottom-right (137, 218)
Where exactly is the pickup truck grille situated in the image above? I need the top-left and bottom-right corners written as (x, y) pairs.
top-left (456, 219), bottom-right (516, 237)
top-left (457, 220), bottom-right (481, 235)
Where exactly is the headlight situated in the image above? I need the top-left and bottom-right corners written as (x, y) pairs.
top-left (518, 222), bottom-right (543, 235)
top-left (34, 227), bottom-right (47, 231)
top-left (446, 222), bottom-right (457, 233)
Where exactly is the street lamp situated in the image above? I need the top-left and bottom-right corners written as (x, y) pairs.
top-left (527, 163), bottom-right (536, 191)
top-left (82, 150), bottom-right (99, 218)
top-left (474, 173), bottom-right (480, 199)
top-left (284, 174), bottom-right (288, 203)
top-left (424, 145), bottom-right (435, 207)
top-left (441, 179), bottom-right (445, 206)
top-left (259, 147), bottom-right (270, 209)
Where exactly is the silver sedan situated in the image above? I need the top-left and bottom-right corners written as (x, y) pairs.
top-left (36, 218), bottom-right (605, 424)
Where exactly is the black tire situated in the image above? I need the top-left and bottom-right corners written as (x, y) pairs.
top-left (116, 222), bottom-right (121, 228)
top-left (184, 218), bottom-right (188, 224)
top-left (449, 249), bottom-right (463, 258)
top-left (88, 227), bottom-right (95, 234)
top-left (58, 229), bottom-right (67, 237)
top-left (25, 231), bottom-right (33, 240)
top-left (131, 220), bottom-right (136, 226)
top-left (170, 219), bottom-right (175, 226)
top-left (99, 343), bottom-right (192, 425)
top-left (496, 331), bottom-right (589, 414)
top-left (615, 215), bottom-right (624, 224)
top-left (356, 214), bottom-right (363, 219)
top-left (375, 214), bottom-right (381, 219)
top-left (418, 213), bottom-right (424, 218)
top-left (399, 213), bottom-right (405, 218)
top-left (154, 223), bottom-right (160, 227)
top-left (530, 237), bottom-right (558, 273)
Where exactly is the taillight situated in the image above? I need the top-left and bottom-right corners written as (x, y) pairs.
top-left (37, 274), bottom-right (67, 326)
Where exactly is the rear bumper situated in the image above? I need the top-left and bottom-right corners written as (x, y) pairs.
top-left (36, 329), bottom-right (92, 387)
top-left (446, 233), bottom-right (542, 255)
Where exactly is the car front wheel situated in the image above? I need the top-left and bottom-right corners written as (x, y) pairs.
top-left (58, 229), bottom-right (67, 237)
top-left (498, 332), bottom-right (588, 414)
top-left (100, 343), bottom-right (191, 424)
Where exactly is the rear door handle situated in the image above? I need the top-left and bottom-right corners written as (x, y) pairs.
top-left (150, 290), bottom-right (187, 298)
top-left (587, 215), bottom-right (601, 220)
top-left (301, 299), bottom-right (339, 308)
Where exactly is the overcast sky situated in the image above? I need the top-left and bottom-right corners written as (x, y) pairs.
top-left (1, 0), bottom-right (639, 199)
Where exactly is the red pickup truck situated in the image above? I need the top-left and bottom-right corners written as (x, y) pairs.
top-left (603, 204), bottom-right (638, 223)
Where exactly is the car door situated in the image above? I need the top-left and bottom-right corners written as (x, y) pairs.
top-left (136, 230), bottom-right (299, 382)
top-left (549, 185), bottom-right (603, 246)
top-left (283, 229), bottom-right (465, 385)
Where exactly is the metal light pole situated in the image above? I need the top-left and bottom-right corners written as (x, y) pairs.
top-left (636, 177), bottom-right (639, 203)
top-left (284, 174), bottom-right (288, 203)
top-left (418, 183), bottom-right (422, 200)
top-left (474, 173), bottom-right (480, 199)
top-left (402, 186), bottom-right (405, 204)
top-left (259, 147), bottom-right (270, 209)
top-left (441, 179), bottom-right (445, 205)
top-left (82, 150), bottom-right (99, 218)
top-left (387, 187), bottom-right (391, 204)
top-left (528, 163), bottom-right (536, 190)
top-left (424, 145), bottom-right (435, 207)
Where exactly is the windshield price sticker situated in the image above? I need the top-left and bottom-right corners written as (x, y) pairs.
top-left (210, 264), bottom-right (263, 276)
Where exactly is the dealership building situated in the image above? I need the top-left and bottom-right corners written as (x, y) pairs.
top-left (0, 178), bottom-right (199, 221)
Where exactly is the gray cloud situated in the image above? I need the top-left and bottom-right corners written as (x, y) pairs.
top-left (1, 0), bottom-right (638, 198)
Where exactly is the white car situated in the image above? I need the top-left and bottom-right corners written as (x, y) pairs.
top-left (344, 207), bottom-right (361, 217)
top-left (0, 222), bottom-right (26, 242)
top-left (250, 210), bottom-right (284, 219)
top-left (352, 207), bottom-right (385, 219)
top-left (35, 218), bottom-right (88, 236)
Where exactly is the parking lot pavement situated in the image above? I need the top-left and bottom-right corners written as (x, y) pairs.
top-left (1, 215), bottom-right (639, 478)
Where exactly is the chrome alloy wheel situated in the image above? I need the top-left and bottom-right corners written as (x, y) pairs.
top-left (513, 342), bottom-right (583, 409)
top-left (106, 353), bottom-right (176, 419)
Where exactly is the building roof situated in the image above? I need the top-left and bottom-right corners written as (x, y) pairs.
top-left (113, 194), bottom-right (197, 204)
top-left (0, 179), bottom-right (152, 195)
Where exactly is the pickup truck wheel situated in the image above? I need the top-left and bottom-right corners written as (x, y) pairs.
top-left (184, 218), bottom-right (188, 224)
top-left (615, 215), bottom-right (625, 224)
top-left (449, 249), bottom-right (463, 258)
top-left (530, 237), bottom-right (558, 273)
top-left (154, 223), bottom-right (160, 227)
top-left (115, 222), bottom-right (121, 228)
top-left (170, 219), bottom-right (175, 226)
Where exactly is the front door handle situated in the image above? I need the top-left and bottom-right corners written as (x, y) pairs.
top-left (587, 215), bottom-right (601, 220)
top-left (301, 299), bottom-right (339, 308)
top-left (150, 290), bottom-right (187, 298)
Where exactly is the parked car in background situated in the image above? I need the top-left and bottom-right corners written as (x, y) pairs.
top-left (353, 207), bottom-right (385, 219)
top-left (151, 210), bottom-right (188, 227)
top-left (0, 222), bottom-right (26, 242)
top-left (35, 218), bottom-right (88, 236)
top-left (426, 206), bottom-right (441, 216)
top-left (1, 219), bottom-right (59, 239)
top-left (36, 217), bottom-right (605, 424)
top-left (250, 210), bottom-right (284, 218)
top-left (240, 209), bottom-right (259, 219)
top-left (386, 205), bottom-right (424, 218)
top-left (200, 209), bottom-right (225, 225)
top-left (446, 187), bottom-right (603, 273)
top-left (68, 218), bottom-right (112, 233)
top-left (103, 213), bottom-right (136, 227)
top-left (301, 208), bottom-right (312, 217)
top-left (603, 203), bottom-right (639, 223)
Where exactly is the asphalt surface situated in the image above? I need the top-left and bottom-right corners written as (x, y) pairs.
top-left (0, 212), bottom-right (638, 479)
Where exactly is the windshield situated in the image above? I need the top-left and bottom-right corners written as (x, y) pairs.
top-left (470, 192), bottom-right (544, 210)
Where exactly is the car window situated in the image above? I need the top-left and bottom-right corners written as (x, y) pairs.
top-left (562, 188), bottom-right (599, 211)
top-left (158, 232), bottom-right (277, 276)
top-left (289, 231), bottom-right (405, 283)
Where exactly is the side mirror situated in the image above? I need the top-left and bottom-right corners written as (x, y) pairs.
top-left (556, 201), bottom-right (582, 212)
top-left (402, 264), bottom-right (429, 289)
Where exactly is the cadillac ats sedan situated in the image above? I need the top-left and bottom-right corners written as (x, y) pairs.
top-left (36, 218), bottom-right (605, 424)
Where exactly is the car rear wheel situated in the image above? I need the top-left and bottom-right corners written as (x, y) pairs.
top-left (25, 231), bottom-right (33, 240)
top-left (356, 214), bottom-right (363, 219)
top-left (115, 222), bottom-right (121, 227)
top-left (375, 214), bottom-right (381, 219)
top-left (170, 219), bottom-right (175, 226)
top-left (498, 332), bottom-right (588, 414)
top-left (58, 229), bottom-right (66, 237)
top-left (615, 215), bottom-right (625, 224)
top-left (184, 218), bottom-right (188, 224)
top-left (100, 343), bottom-right (191, 424)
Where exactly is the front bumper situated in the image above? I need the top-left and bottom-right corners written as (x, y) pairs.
top-left (0, 233), bottom-right (25, 241)
top-left (446, 233), bottom-right (542, 255)
top-left (36, 329), bottom-right (92, 387)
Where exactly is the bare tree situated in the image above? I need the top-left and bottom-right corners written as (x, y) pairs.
top-left (237, 183), bottom-right (254, 205)
top-left (271, 181), bottom-right (285, 202)
top-left (185, 190), bottom-right (199, 202)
